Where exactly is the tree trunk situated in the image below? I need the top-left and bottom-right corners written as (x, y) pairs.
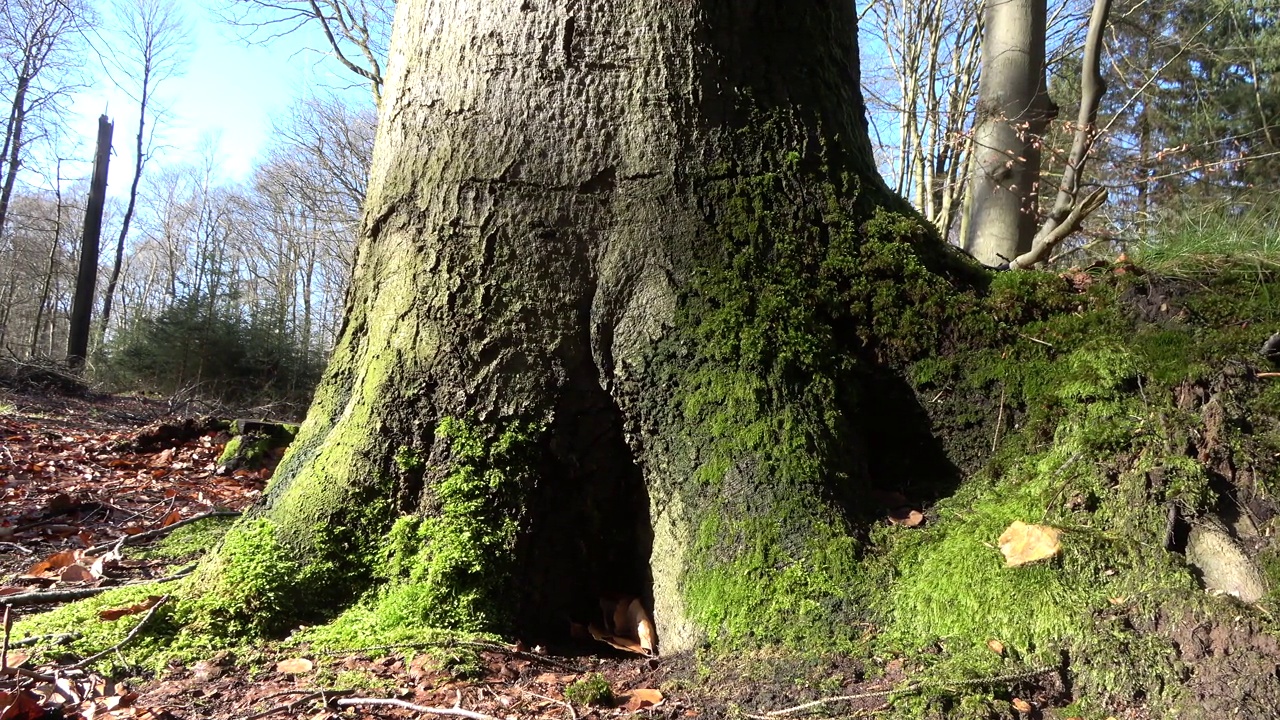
top-left (202, 0), bottom-right (958, 651)
top-left (961, 0), bottom-right (1054, 267)
top-left (0, 71), bottom-right (32, 241)
top-left (100, 62), bottom-right (151, 338)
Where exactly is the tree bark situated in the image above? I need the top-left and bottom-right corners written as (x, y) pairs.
top-left (207, 0), bottom-right (956, 652)
top-left (100, 59), bottom-right (151, 338)
top-left (0, 70), bottom-right (32, 242)
top-left (961, 0), bottom-right (1054, 267)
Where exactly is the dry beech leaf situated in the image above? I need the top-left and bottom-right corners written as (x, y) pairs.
top-left (998, 521), bottom-right (1062, 567)
top-left (26, 549), bottom-right (81, 577)
top-left (587, 623), bottom-right (646, 655)
top-left (986, 639), bottom-right (1005, 656)
top-left (1108, 596), bottom-right (1128, 606)
top-left (1011, 697), bottom-right (1033, 713)
top-left (623, 689), bottom-right (665, 711)
top-left (99, 595), bottom-right (164, 621)
top-left (623, 598), bottom-right (658, 655)
top-left (276, 658), bottom-right (314, 674)
top-left (58, 564), bottom-right (95, 583)
top-left (888, 508), bottom-right (925, 527)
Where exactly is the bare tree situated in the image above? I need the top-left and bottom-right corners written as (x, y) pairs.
top-left (0, 0), bottom-right (90, 243)
top-left (862, 0), bottom-right (986, 238)
top-left (216, 0), bottom-right (393, 105)
top-left (98, 0), bottom-right (192, 336)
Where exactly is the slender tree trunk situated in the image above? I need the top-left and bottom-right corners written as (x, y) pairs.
top-left (962, 0), bottom-right (1054, 266)
top-left (198, 0), bottom-right (959, 652)
top-left (100, 63), bottom-right (152, 338)
top-left (0, 71), bottom-right (32, 240)
top-left (30, 163), bottom-right (65, 356)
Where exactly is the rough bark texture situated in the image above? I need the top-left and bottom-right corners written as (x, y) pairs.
top-left (230, 0), bottom-right (958, 652)
top-left (961, 0), bottom-right (1054, 267)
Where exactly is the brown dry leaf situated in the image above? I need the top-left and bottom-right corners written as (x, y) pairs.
top-left (986, 639), bottom-right (1005, 656)
top-left (276, 658), bottom-right (314, 674)
top-left (98, 596), bottom-right (164, 622)
top-left (587, 623), bottom-right (646, 655)
top-left (623, 598), bottom-right (658, 655)
top-left (623, 689), bottom-right (665, 711)
top-left (58, 564), bottom-right (95, 583)
top-left (998, 521), bottom-right (1062, 567)
top-left (888, 508), bottom-right (925, 527)
top-left (149, 448), bottom-right (175, 467)
top-left (26, 549), bottom-right (81, 577)
top-left (0, 689), bottom-right (46, 720)
top-left (5, 651), bottom-right (29, 668)
top-left (1011, 697), bottom-right (1032, 713)
top-left (159, 511), bottom-right (182, 528)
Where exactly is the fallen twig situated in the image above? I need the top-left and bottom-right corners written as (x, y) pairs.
top-left (1257, 372), bottom-right (1280, 378)
top-left (67, 595), bottom-right (169, 670)
top-left (519, 688), bottom-right (577, 720)
top-left (85, 510), bottom-right (241, 555)
top-left (10, 632), bottom-right (78, 648)
top-left (747, 665), bottom-right (1057, 718)
top-left (334, 697), bottom-right (501, 720)
top-left (459, 639), bottom-right (586, 674)
top-left (245, 689), bottom-right (353, 720)
top-left (1, 567), bottom-right (193, 607)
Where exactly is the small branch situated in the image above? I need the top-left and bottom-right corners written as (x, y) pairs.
top-left (1256, 372), bottom-right (1280, 378)
top-left (520, 689), bottom-right (577, 720)
top-left (1016, 333), bottom-right (1054, 348)
top-left (334, 697), bottom-right (501, 720)
top-left (991, 384), bottom-right (1006, 453)
top-left (246, 689), bottom-right (352, 720)
top-left (748, 665), bottom-right (1057, 718)
top-left (67, 595), bottom-right (169, 670)
top-left (2, 567), bottom-right (193, 607)
top-left (459, 640), bottom-right (586, 674)
top-left (84, 510), bottom-right (241, 555)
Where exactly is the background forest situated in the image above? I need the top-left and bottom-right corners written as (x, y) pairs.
top-left (0, 0), bottom-right (1275, 408)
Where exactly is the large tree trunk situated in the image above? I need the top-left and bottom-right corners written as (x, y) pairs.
top-left (961, 0), bottom-right (1054, 267)
top-left (203, 0), bottom-right (958, 651)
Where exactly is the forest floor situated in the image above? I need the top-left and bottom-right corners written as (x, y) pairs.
top-left (0, 379), bottom-right (1176, 720)
top-left (0, 383), bottom-right (908, 720)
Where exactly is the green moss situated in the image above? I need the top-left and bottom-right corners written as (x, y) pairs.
top-left (564, 673), bottom-right (614, 707)
top-left (9, 583), bottom-right (261, 676)
top-left (218, 433), bottom-right (273, 467)
top-left (394, 445), bottom-right (425, 472)
top-left (297, 418), bottom-right (540, 645)
top-left (131, 514), bottom-right (237, 561)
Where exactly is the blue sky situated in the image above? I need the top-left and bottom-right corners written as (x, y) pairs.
top-left (66, 0), bottom-right (365, 196)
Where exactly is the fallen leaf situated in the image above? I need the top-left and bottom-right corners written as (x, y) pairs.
top-left (623, 598), bottom-right (658, 655)
top-left (587, 623), bottom-right (646, 655)
top-left (99, 596), bottom-right (164, 621)
top-left (888, 508), bottom-right (925, 527)
top-left (149, 448), bottom-right (175, 467)
top-left (276, 658), bottom-right (314, 674)
top-left (58, 564), bottom-right (95, 583)
top-left (998, 521), bottom-right (1062, 567)
top-left (623, 689), bottom-right (664, 711)
top-left (986, 639), bottom-right (1005, 656)
top-left (1011, 697), bottom-right (1032, 713)
top-left (26, 549), bottom-right (81, 577)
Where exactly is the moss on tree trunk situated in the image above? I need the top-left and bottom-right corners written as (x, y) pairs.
top-left (183, 0), bottom-right (986, 652)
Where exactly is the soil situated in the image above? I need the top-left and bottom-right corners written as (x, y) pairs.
top-left (3, 378), bottom-right (1280, 720)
